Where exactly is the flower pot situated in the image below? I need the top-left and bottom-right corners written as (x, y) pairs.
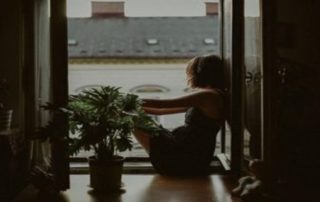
top-left (0, 109), bottom-right (13, 132)
top-left (88, 155), bottom-right (124, 191)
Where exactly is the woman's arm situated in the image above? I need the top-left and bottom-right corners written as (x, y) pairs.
top-left (143, 107), bottom-right (188, 115)
top-left (142, 90), bottom-right (216, 109)
top-left (142, 90), bottom-right (223, 119)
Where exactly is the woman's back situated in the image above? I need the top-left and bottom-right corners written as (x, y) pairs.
top-left (150, 107), bottom-right (221, 176)
top-left (174, 107), bottom-right (221, 157)
top-left (133, 54), bottom-right (225, 176)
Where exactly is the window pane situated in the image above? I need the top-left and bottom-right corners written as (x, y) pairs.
top-left (243, 0), bottom-right (263, 159)
top-left (67, 0), bottom-right (221, 159)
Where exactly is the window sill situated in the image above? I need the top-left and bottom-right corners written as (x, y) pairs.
top-left (70, 156), bottom-right (229, 175)
top-left (70, 161), bottom-right (156, 174)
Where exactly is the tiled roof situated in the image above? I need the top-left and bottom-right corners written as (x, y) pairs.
top-left (67, 16), bottom-right (219, 59)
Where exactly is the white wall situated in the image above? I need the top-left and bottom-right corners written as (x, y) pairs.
top-left (69, 63), bottom-right (190, 129)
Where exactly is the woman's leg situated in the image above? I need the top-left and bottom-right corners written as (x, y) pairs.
top-left (133, 128), bottom-right (151, 154)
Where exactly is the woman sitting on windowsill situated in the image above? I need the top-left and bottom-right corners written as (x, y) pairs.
top-left (134, 54), bottom-right (225, 176)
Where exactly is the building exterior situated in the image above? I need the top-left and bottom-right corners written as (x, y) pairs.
top-left (67, 9), bottom-right (219, 129)
top-left (66, 2), bottom-right (220, 157)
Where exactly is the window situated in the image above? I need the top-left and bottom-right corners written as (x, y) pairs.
top-left (74, 85), bottom-right (102, 94)
top-left (203, 38), bottom-right (216, 45)
top-left (130, 85), bottom-right (170, 93)
top-left (146, 39), bottom-right (159, 45)
top-left (67, 0), bottom-right (223, 165)
top-left (68, 39), bottom-right (78, 46)
top-left (243, 0), bottom-right (263, 160)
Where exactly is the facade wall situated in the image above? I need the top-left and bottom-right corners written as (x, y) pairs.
top-left (68, 62), bottom-right (190, 129)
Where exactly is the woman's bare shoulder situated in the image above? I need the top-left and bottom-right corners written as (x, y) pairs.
top-left (193, 88), bottom-right (223, 100)
top-left (194, 89), bottom-right (224, 118)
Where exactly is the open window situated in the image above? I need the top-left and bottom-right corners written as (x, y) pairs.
top-left (243, 0), bottom-right (263, 161)
top-left (66, 0), bottom-right (231, 171)
top-left (32, 0), bottom-right (260, 177)
top-left (29, 0), bottom-right (70, 190)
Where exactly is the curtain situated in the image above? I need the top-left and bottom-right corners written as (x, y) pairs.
top-left (29, 0), bottom-right (52, 171)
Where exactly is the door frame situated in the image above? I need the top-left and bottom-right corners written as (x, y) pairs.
top-left (220, 0), bottom-right (245, 173)
top-left (35, 0), bottom-right (246, 183)
top-left (50, 0), bottom-right (70, 190)
top-left (25, 0), bottom-right (70, 190)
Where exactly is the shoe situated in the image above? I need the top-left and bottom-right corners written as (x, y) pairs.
top-left (232, 176), bottom-right (255, 196)
top-left (240, 180), bottom-right (262, 201)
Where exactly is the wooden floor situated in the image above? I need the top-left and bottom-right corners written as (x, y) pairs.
top-left (15, 174), bottom-right (242, 202)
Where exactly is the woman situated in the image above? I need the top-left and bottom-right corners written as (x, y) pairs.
top-left (134, 54), bottom-right (224, 176)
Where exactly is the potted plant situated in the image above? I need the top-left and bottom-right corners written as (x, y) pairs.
top-left (39, 86), bottom-right (159, 191)
top-left (0, 78), bottom-right (13, 132)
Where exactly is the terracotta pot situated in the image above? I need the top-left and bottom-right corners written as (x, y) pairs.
top-left (88, 155), bottom-right (124, 191)
top-left (0, 109), bottom-right (13, 132)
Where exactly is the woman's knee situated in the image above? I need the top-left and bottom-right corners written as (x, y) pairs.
top-left (133, 128), bottom-right (151, 152)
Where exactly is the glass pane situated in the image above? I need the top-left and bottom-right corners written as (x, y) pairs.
top-left (243, 0), bottom-right (263, 159)
top-left (34, 0), bottom-right (52, 168)
top-left (221, 0), bottom-right (233, 160)
top-left (67, 0), bottom-right (221, 159)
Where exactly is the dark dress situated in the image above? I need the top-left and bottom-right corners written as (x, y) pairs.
top-left (149, 107), bottom-right (221, 176)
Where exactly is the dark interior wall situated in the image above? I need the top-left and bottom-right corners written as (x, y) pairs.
top-left (0, 0), bottom-right (23, 127)
top-left (276, 0), bottom-right (319, 65)
top-left (272, 0), bottom-right (320, 199)
top-left (275, 0), bottom-right (320, 159)
top-left (0, 1), bottom-right (30, 200)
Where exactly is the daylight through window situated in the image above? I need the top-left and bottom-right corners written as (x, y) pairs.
top-left (67, 0), bottom-right (223, 159)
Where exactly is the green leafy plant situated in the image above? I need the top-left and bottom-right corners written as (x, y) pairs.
top-left (40, 86), bottom-right (160, 161)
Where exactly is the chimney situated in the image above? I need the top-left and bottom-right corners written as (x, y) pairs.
top-left (205, 2), bottom-right (219, 16)
top-left (91, 1), bottom-right (125, 18)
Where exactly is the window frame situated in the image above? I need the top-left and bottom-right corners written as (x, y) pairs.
top-left (65, 0), bottom-right (245, 175)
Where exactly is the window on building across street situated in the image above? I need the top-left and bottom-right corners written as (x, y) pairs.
top-left (146, 39), bottom-right (159, 45)
top-left (130, 85), bottom-right (170, 93)
top-left (68, 39), bottom-right (78, 46)
top-left (74, 85), bottom-right (102, 94)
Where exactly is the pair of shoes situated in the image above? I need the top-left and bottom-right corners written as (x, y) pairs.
top-left (232, 176), bottom-right (255, 196)
top-left (240, 180), bottom-right (262, 202)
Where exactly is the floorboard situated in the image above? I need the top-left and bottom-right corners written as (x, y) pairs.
top-left (14, 174), bottom-right (242, 202)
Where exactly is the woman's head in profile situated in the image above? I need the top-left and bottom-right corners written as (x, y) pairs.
top-left (186, 55), bottom-right (224, 90)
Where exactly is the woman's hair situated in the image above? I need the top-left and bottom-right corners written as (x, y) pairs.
top-left (186, 54), bottom-right (224, 89)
